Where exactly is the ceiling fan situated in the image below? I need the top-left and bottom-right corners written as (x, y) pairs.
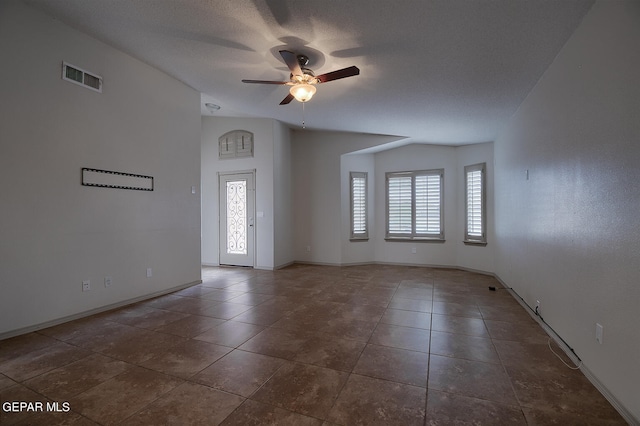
top-left (242, 50), bottom-right (359, 105)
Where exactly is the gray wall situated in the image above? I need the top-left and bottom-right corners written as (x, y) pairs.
top-left (0, 2), bottom-right (202, 336)
top-left (494, 1), bottom-right (640, 419)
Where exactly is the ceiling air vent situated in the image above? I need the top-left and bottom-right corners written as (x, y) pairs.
top-left (62, 62), bottom-right (102, 93)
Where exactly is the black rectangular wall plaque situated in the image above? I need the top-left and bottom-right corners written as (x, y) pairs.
top-left (82, 168), bottom-right (154, 191)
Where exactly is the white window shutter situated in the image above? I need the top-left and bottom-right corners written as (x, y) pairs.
top-left (388, 175), bottom-right (412, 234)
top-left (350, 172), bottom-right (368, 239)
top-left (464, 163), bottom-right (486, 244)
top-left (415, 174), bottom-right (441, 235)
top-left (466, 169), bottom-right (482, 236)
top-left (386, 170), bottom-right (443, 240)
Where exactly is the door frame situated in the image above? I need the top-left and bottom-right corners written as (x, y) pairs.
top-left (218, 169), bottom-right (256, 267)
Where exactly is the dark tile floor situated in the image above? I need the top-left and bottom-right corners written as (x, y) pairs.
top-left (0, 264), bottom-right (627, 425)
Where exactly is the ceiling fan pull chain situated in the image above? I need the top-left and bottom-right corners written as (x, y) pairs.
top-left (302, 102), bottom-right (306, 129)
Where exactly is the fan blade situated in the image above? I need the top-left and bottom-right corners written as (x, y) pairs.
top-left (316, 66), bottom-right (360, 83)
top-left (242, 79), bottom-right (289, 84)
top-left (280, 50), bottom-right (303, 76)
top-left (279, 93), bottom-right (294, 105)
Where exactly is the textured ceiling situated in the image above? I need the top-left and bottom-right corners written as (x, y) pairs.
top-left (25, 0), bottom-right (594, 145)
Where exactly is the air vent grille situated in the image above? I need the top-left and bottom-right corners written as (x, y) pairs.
top-left (62, 62), bottom-right (102, 93)
top-left (65, 66), bottom-right (83, 83)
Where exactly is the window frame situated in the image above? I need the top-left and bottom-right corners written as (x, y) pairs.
top-left (385, 169), bottom-right (444, 241)
top-left (349, 171), bottom-right (369, 241)
top-left (464, 162), bottom-right (487, 245)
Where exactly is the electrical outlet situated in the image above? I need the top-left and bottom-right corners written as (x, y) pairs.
top-left (104, 276), bottom-right (112, 288)
top-left (596, 323), bottom-right (604, 344)
top-left (82, 280), bottom-right (90, 292)
top-left (306, 246), bottom-right (311, 252)
top-left (146, 268), bottom-right (152, 278)
top-left (411, 247), bottom-right (417, 254)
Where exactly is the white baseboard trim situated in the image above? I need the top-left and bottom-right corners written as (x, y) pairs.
top-left (291, 260), bottom-right (494, 276)
top-left (580, 363), bottom-right (638, 425)
top-left (254, 266), bottom-right (274, 271)
top-left (291, 260), bottom-right (343, 267)
top-left (274, 261), bottom-right (295, 270)
top-left (0, 280), bottom-right (201, 341)
top-left (203, 262), bottom-right (291, 271)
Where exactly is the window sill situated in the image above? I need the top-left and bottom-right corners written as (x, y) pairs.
top-left (350, 237), bottom-right (369, 242)
top-left (463, 240), bottom-right (487, 246)
top-left (385, 237), bottom-right (445, 243)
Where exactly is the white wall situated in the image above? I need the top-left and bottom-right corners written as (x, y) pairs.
top-left (373, 144), bottom-right (459, 267)
top-left (273, 120), bottom-right (294, 268)
top-left (294, 136), bottom-right (496, 272)
top-left (494, 0), bottom-right (640, 420)
top-left (0, 2), bottom-right (202, 336)
top-left (292, 130), bottom-right (405, 264)
top-left (201, 117), bottom-right (293, 270)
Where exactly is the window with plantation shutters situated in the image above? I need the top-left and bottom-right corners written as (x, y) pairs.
top-left (386, 169), bottom-right (444, 240)
top-left (464, 163), bottom-right (487, 244)
top-left (350, 172), bottom-right (368, 240)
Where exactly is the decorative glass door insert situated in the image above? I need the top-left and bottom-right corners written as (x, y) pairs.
top-left (226, 180), bottom-right (247, 255)
top-left (219, 171), bottom-right (255, 267)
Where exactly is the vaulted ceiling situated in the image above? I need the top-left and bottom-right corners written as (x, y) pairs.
top-left (25, 0), bottom-right (594, 144)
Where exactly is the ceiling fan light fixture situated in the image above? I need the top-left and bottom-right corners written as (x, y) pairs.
top-left (290, 83), bottom-right (316, 103)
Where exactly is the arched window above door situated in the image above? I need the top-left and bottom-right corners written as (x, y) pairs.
top-left (219, 130), bottom-right (254, 159)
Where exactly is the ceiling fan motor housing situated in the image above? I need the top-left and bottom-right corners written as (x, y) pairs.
top-left (297, 54), bottom-right (310, 67)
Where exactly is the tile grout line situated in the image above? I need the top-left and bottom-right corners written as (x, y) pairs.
top-left (423, 274), bottom-right (435, 426)
top-left (320, 273), bottom-right (397, 425)
top-left (479, 296), bottom-right (529, 424)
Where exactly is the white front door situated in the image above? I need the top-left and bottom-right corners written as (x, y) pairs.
top-left (219, 171), bottom-right (255, 267)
